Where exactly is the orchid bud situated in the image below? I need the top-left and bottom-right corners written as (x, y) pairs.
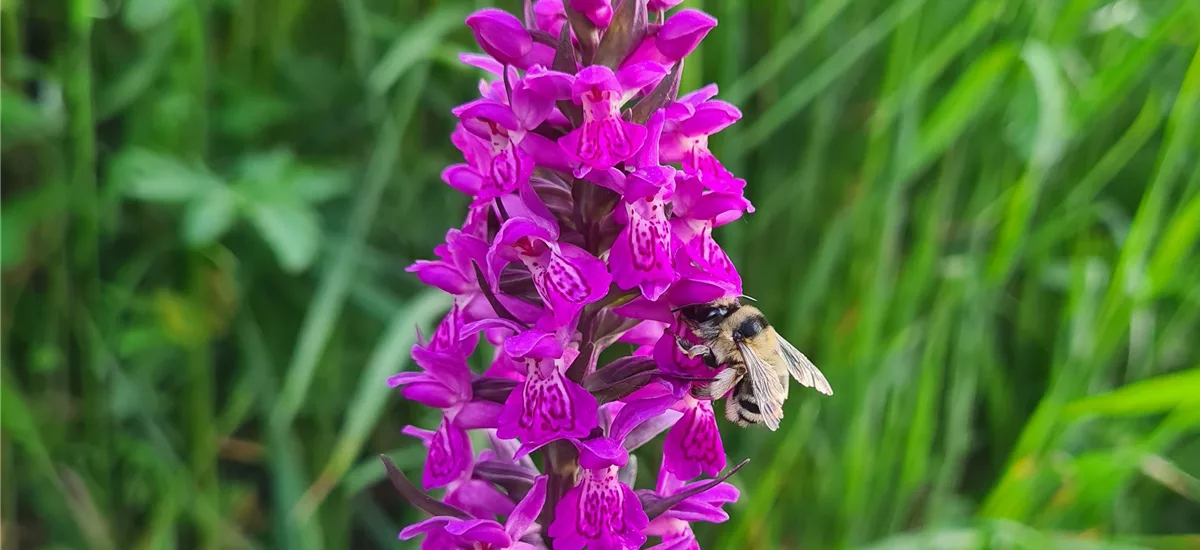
top-left (466, 8), bottom-right (554, 69)
top-left (570, 0), bottom-right (614, 28)
top-left (656, 9), bottom-right (717, 61)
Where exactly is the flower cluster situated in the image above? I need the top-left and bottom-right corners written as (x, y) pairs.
top-left (387, 1), bottom-right (756, 548)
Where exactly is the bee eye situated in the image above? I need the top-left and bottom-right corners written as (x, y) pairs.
top-left (708, 308), bottom-right (727, 320)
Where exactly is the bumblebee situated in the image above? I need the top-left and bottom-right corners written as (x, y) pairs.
top-left (675, 296), bottom-right (832, 430)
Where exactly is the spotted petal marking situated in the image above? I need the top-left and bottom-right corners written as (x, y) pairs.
top-left (630, 201), bottom-right (672, 273)
top-left (663, 399), bottom-right (725, 480)
top-left (546, 252), bottom-right (592, 303)
top-left (560, 88), bottom-right (648, 171)
top-left (424, 417), bottom-right (471, 490)
top-left (520, 359), bottom-right (578, 435)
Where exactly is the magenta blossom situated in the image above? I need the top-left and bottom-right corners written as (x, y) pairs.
top-left (663, 395), bottom-right (726, 480)
top-left (496, 349), bottom-right (598, 456)
top-left (559, 63), bottom-right (668, 176)
top-left (624, 9), bottom-right (718, 70)
top-left (532, 0), bottom-right (568, 36)
top-left (489, 216), bottom-right (611, 325)
top-left (549, 465), bottom-right (650, 549)
top-left (389, 3), bottom-right (776, 549)
top-left (400, 476), bottom-right (548, 549)
top-left (661, 87), bottom-right (746, 193)
top-left (643, 460), bottom-right (739, 549)
top-left (570, 0), bottom-right (614, 28)
top-left (466, 9), bottom-right (555, 69)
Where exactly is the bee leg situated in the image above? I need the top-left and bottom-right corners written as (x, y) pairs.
top-left (674, 334), bottom-right (713, 360)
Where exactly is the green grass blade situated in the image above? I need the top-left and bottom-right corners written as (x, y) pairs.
top-left (738, 0), bottom-right (928, 152)
top-left (293, 289), bottom-right (450, 521)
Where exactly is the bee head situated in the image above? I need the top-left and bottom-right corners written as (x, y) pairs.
top-left (674, 297), bottom-right (741, 328)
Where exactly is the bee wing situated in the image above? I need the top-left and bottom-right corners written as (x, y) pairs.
top-left (737, 341), bottom-right (786, 431)
top-left (776, 333), bottom-right (833, 396)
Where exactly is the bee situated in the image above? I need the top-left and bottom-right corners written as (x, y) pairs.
top-left (673, 296), bottom-right (832, 431)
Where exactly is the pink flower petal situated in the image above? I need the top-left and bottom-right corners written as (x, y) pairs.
top-left (574, 436), bottom-right (629, 469)
top-left (495, 357), bottom-right (598, 450)
top-left (519, 132), bottom-right (572, 173)
top-left (505, 475), bottom-right (548, 540)
top-left (457, 400), bottom-right (505, 429)
top-left (656, 9), bottom-right (717, 61)
top-left (458, 52), bottom-right (504, 75)
top-left (466, 9), bottom-right (533, 65)
top-left (569, 0), bottom-right (614, 27)
top-left (663, 399), bottom-right (725, 480)
top-left (678, 100), bottom-right (742, 136)
top-left (421, 417), bottom-right (472, 490)
top-left (446, 479), bottom-right (517, 519)
top-left (524, 66), bottom-right (576, 100)
top-left (610, 198), bottom-right (676, 301)
top-left (678, 83), bottom-right (719, 106)
top-left (533, 0), bottom-right (567, 36)
top-left (548, 466), bottom-right (649, 550)
top-left (617, 61), bottom-right (670, 97)
top-left (572, 65), bottom-right (622, 100)
top-left (400, 381), bottom-right (459, 408)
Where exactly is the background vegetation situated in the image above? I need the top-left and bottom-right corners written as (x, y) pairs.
top-left (3, 0), bottom-right (1199, 548)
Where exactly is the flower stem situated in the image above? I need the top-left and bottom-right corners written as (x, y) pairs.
top-left (539, 440), bottom-right (580, 533)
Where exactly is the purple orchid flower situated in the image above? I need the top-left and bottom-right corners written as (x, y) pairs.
top-left (489, 217), bottom-right (611, 326)
top-left (570, 383), bottom-right (682, 471)
top-left (643, 461), bottom-right (739, 549)
top-left (661, 88), bottom-right (746, 193)
top-left (392, 4), bottom-right (771, 548)
top-left (532, 0), bottom-right (568, 36)
top-left (548, 464), bottom-right (650, 550)
top-left (406, 228), bottom-right (543, 324)
top-left (570, 0), bottom-right (614, 28)
top-left (400, 475), bottom-right (549, 549)
top-left (559, 63), bottom-right (668, 176)
top-left (444, 71), bottom-right (574, 201)
top-left (461, 316), bottom-right (603, 457)
top-left (399, 425), bottom-right (515, 520)
top-left (623, 9), bottom-right (718, 69)
top-left (497, 345), bottom-right (599, 457)
top-left (388, 349), bottom-right (504, 488)
top-left (610, 166), bottom-right (679, 301)
top-left (663, 394), bottom-right (726, 480)
top-left (466, 9), bottom-right (555, 69)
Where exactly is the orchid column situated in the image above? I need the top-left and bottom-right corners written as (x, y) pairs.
top-left (385, 1), bottom-right (757, 548)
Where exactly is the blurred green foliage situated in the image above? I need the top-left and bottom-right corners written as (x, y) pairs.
top-left (2, 0), bottom-right (1199, 548)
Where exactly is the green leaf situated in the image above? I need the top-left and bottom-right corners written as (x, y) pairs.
top-left (249, 203), bottom-right (320, 273)
top-left (114, 149), bottom-right (222, 203)
top-left (122, 0), bottom-right (180, 32)
top-left (0, 183), bottom-right (68, 268)
top-left (1066, 367), bottom-right (1200, 418)
top-left (291, 167), bottom-right (351, 203)
top-left (367, 7), bottom-right (463, 95)
top-left (292, 289), bottom-right (449, 521)
top-left (0, 381), bottom-right (55, 473)
top-left (237, 149), bottom-right (295, 188)
top-left (183, 187), bottom-right (238, 246)
top-left (1, 88), bottom-right (64, 148)
top-left (0, 215), bottom-right (30, 269)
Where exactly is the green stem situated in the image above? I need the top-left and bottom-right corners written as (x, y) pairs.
top-left (188, 254), bottom-right (219, 550)
top-left (66, 0), bottom-right (106, 508)
top-left (2, 1), bottom-right (21, 81)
